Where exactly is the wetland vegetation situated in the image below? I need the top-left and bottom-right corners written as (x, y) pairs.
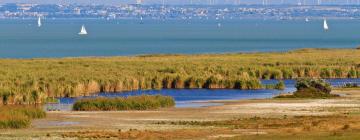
top-left (275, 78), bottom-right (339, 98)
top-left (0, 106), bottom-right (46, 129)
top-left (72, 95), bottom-right (175, 111)
top-left (0, 48), bottom-right (359, 105)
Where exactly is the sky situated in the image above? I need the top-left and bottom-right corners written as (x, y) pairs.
top-left (0, 0), bottom-right (355, 5)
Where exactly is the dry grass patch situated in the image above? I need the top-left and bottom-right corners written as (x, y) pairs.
top-left (62, 129), bottom-right (231, 139)
top-left (158, 115), bottom-right (360, 134)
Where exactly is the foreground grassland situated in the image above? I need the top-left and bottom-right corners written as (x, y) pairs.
top-left (62, 115), bottom-right (360, 140)
top-left (0, 106), bottom-right (45, 129)
top-left (1, 89), bottom-right (359, 139)
top-left (0, 48), bottom-right (359, 104)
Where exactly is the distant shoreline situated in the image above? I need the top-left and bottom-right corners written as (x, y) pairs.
top-left (0, 48), bottom-right (356, 59)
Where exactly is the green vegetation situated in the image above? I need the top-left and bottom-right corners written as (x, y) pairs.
top-left (276, 78), bottom-right (338, 98)
top-left (265, 81), bottom-right (286, 90)
top-left (72, 95), bottom-right (175, 111)
top-left (45, 97), bottom-right (60, 103)
top-left (0, 106), bottom-right (46, 129)
top-left (0, 48), bottom-right (359, 104)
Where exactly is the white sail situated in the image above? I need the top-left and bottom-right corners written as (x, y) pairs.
top-left (78, 25), bottom-right (88, 35)
top-left (140, 16), bottom-right (144, 24)
top-left (37, 17), bottom-right (42, 27)
top-left (323, 19), bottom-right (329, 31)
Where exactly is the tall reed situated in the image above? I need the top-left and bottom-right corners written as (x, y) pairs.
top-left (0, 48), bottom-right (358, 104)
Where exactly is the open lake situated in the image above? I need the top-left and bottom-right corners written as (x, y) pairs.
top-left (47, 78), bottom-right (360, 111)
top-left (1, 18), bottom-right (360, 58)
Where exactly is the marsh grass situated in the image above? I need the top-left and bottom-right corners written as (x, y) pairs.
top-left (0, 48), bottom-right (359, 104)
top-left (265, 81), bottom-right (285, 90)
top-left (0, 106), bottom-right (46, 129)
top-left (72, 95), bottom-right (175, 111)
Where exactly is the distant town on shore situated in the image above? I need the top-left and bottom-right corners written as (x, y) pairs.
top-left (1, 3), bottom-right (360, 19)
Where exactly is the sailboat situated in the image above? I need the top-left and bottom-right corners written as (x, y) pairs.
top-left (140, 16), bottom-right (144, 24)
top-left (305, 18), bottom-right (309, 22)
top-left (323, 19), bottom-right (329, 31)
top-left (78, 25), bottom-right (88, 35)
top-left (37, 17), bottom-right (42, 27)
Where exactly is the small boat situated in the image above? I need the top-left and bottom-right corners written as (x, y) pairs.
top-left (78, 25), bottom-right (88, 35)
top-left (305, 18), bottom-right (309, 22)
top-left (140, 16), bottom-right (144, 24)
top-left (37, 17), bottom-right (42, 27)
top-left (323, 19), bottom-right (329, 31)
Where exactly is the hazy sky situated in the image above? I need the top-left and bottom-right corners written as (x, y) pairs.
top-left (0, 0), bottom-right (352, 5)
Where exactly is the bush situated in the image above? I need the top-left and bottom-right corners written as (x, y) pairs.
top-left (293, 88), bottom-right (338, 98)
top-left (73, 95), bottom-right (175, 111)
top-left (275, 78), bottom-right (337, 98)
top-left (295, 78), bottom-right (331, 94)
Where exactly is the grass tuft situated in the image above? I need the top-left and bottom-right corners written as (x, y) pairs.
top-left (0, 106), bottom-right (46, 129)
top-left (72, 95), bottom-right (175, 111)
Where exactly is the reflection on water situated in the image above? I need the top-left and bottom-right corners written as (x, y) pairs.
top-left (46, 78), bottom-right (360, 111)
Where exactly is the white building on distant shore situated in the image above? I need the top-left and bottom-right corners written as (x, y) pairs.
top-left (136, 0), bottom-right (143, 5)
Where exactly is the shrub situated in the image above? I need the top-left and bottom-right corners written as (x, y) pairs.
top-left (276, 78), bottom-right (337, 98)
top-left (292, 88), bottom-right (338, 98)
top-left (295, 78), bottom-right (331, 94)
top-left (73, 95), bottom-right (175, 111)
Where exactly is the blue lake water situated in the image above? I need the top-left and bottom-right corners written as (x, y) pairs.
top-left (1, 19), bottom-right (360, 58)
top-left (48, 78), bottom-right (360, 111)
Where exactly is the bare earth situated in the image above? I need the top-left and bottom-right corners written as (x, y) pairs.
top-left (1, 89), bottom-right (360, 139)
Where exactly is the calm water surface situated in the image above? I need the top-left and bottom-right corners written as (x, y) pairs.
top-left (47, 79), bottom-right (360, 111)
top-left (1, 19), bottom-right (360, 58)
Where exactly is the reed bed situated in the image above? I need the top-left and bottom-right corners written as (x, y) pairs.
top-left (0, 48), bottom-right (359, 104)
top-left (0, 106), bottom-right (46, 129)
top-left (72, 95), bottom-right (175, 111)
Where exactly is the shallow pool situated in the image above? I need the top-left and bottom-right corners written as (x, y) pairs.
top-left (46, 78), bottom-right (360, 111)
